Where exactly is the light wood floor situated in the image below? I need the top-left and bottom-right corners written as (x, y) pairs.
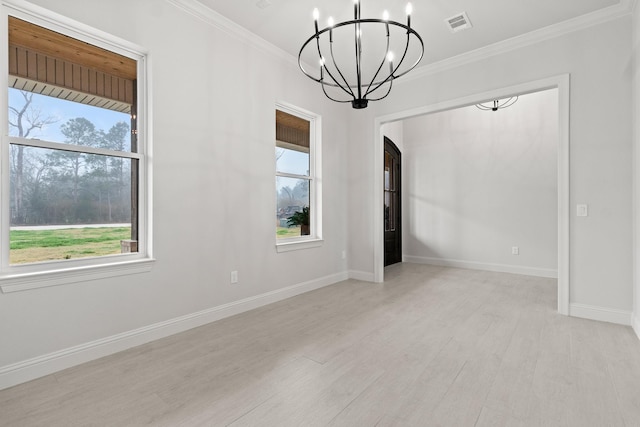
top-left (2, 263), bottom-right (640, 426)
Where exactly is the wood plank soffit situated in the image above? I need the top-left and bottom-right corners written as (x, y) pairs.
top-left (8, 16), bottom-right (136, 107)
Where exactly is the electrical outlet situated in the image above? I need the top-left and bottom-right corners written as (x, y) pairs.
top-left (512, 246), bottom-right (519, 255)
top-left (577, 204), bottom-right (588, 217)
top-left (230, 270), bottom-right (238, 284)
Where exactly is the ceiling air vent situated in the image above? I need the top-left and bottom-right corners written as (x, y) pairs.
top-left (446, 12), bottom-right (472, 33)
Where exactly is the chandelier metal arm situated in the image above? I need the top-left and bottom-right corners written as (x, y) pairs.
top-left (329, 40), bottom-right (355, 98)
top-left (394, 32), bottom-right (412, 76)
top-left (321, 64), bottom-right (354, 98)
top-left (365, 32), bottom-right (409, 98)
top-left (321, 81), bottom-right (353, 104)
top-left (385, 28), bottom-right (424, 82)
top-left (362, 32), bottom-right (391, 99)
top-left (314, 34), bottom-right (354, 99)
top-left (354, 2), bottom-right (363, 101)
top-left (367, 28), bottom-right (424, 100)
top-left (354, 32), bottom-right (363, 100)
top-left (366, 78), bottom-right (394, 102)
top-left (312, 21), bottom-right (357, 99)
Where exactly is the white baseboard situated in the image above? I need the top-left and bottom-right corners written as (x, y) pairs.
top-left (0, 271), bottom-right (349, 391)
top-left (348, 270), bottom-right (376, 282)
top-left (404, 255), bottom-right (558, 279)
top-left (631, 313), bottom-right (640, 338)
top-left (569, 303), bottom-right (632, 326)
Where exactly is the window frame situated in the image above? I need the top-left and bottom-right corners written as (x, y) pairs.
top-left (0, 1), bottom-right (153, 293)
top-left (275, 102), bottom-right (322, 252)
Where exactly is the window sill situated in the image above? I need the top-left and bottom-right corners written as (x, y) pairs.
top-left (276, 238), bottom-right (323, 253)
top-left (0, 258), bottom-right (155, 293)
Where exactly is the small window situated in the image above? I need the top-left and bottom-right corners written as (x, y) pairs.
top-left (275, 105), bottom-right (321, 245)
top-left (1, 11), bottom-right (150, 288)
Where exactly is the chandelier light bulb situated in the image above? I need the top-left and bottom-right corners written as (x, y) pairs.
top-left (312, 8), bottom-right (320, 33)
top-left (327, 17), bottom-right (334, 27)
top-left (382, 10), bottom-right (389, 21)
top-left (406, 3), bottom-right (413, 15)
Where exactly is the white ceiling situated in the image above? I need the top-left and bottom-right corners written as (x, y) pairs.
top-left (194, 0), bottom-right (622, 66)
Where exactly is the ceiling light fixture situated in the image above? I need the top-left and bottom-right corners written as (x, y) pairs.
top-left (475, 96), bottom-right (519, 112)
top-left (298, 0), bottom-right (424, 109)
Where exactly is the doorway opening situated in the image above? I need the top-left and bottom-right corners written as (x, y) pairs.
top-left (373, 75), bottom-right (570, 316)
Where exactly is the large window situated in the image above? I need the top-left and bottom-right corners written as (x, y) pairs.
top-left (275, 104), bottom-right (321, 247)
top-left (1, 9), bottom-right (150, 290)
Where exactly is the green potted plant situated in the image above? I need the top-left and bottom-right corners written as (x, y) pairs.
top-left (287, 206), bottom-right (310, 235)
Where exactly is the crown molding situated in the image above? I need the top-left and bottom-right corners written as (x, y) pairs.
top-left (168, 0), bottom-right (636, 82)
top-left (3, 0), bottom-right (148, 57)
top-left (405, 0), bottom-right (637, 82)
top-left (165, 0), bottom-right (297, 67)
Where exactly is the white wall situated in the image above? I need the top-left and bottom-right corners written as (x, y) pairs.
top-left (381, 121), bottom-right (404, 153)
top-left (0, 0), bottom-right (349, 387)
top-left (348, 17), bottom-right (633, 320)
top-left (401, 90), bottom-right (558, 277)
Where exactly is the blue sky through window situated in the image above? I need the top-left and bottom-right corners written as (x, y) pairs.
top-left (8, 87), bottom-right (131, 148)
top-left (276, 147), bottom-right (309, 176)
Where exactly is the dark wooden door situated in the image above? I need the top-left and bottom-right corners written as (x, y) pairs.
top-left (384, 137), bottom-right (402, 266)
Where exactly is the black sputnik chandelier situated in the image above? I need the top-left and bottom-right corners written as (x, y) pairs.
top-left (298, 0), bottom-right (424, 109)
